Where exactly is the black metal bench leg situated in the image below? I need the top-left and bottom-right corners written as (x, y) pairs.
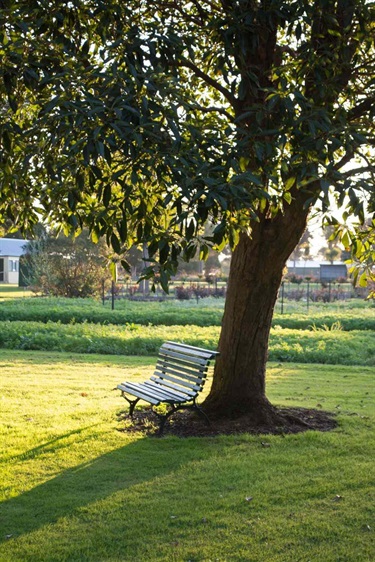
top-left (122, 394), bottom-right (140, 418)
top-left (153, 405), bottom-right (177, 436)
top-left (157, 415), bottom-right (167, 436)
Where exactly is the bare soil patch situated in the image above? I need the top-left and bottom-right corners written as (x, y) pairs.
top-left (117, 406), bottom-right (337, 437)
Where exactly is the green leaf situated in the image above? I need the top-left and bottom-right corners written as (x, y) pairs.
top-left (199, 245), bottom-right (209, 261)
top-left (91, 228), bottom-right (100, 244)
top-left (118, 219), bottom-right (127, 243)
top-left (283, 191), bottom-right (292, 204)
top-left (121, 259), bottom-right (131, 273)
top-left (68, 192), bottom-right (76, 211)
top-left (159, 268), bottom-right (169, 294)
top-left (109, 260), bottom-right (118, 281)
top-left (358, 272), bottom-right (368, 288)
top-left (285, 177), bottom-right (296, 190)
top-left (111, 233), bottom-right (121, 254)
top-left (103, 184), bottom-right (111, 208)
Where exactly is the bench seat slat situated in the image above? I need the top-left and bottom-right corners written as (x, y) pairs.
top-left (117, 383), bottom-right (160, 405)
top-left (119, 381), bottom-right (164, 401)
top-left (120, 381), bottom-right (188, 404)
top-left (151, 375), bottom-right (198, 396)
top-left (152, 372), bottom-right (200, 391)
top-left (154, 364), bottom-right (205, 384)
top-left (158, 352), bottom-right (207, 368)
top-left (152, 379), bottom-right (196, 398)
top-left (157, 353), bottom-right (209, 374)
top-left (136, 384), bottom-right (184, 403)
top-left (143, 381), bottom-right (191, 402)
top-left (157, 355), bottom-right (208, 375)
top-left (158, 349), bottom-right (208, 367)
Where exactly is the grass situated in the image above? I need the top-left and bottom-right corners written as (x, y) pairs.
top-left (0, 320), bottom-right (374, 365)
top-left (0, 350), bottom-right (374, 561)
top-left (0, 284), bottom-right (32, 299)
top-left (0, 292), bottom-right (373, 560)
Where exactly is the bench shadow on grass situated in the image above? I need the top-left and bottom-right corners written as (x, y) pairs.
top-left (0, 427), bottom-right (214, 560)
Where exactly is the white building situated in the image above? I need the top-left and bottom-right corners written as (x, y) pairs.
top-left (286, 260), bottom-right (347, 281)
top-left (0, 238), bottom-right (29, 284)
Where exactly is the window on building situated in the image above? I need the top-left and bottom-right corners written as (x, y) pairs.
top-left (9, 260), bottom-right (18, 272)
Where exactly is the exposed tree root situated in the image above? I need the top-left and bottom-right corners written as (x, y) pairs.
top-left (117, 405), bottom-right (337, 437)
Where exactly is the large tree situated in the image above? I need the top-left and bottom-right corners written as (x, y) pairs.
top-left (1, 1), bottom-right (374, 423)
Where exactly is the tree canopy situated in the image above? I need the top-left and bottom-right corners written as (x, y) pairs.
top-left (0, 0), bottom-right (374, 291)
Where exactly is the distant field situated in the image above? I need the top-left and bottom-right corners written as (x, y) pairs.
top-left (0, 295), bottom-right (374, 330)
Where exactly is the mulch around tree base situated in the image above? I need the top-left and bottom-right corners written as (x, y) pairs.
top-left (117, 406), bottom-right (337, 437)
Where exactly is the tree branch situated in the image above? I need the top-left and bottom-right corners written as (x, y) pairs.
top-left (341, 165), bottom-right (375, 178)
top-left (348, 95), bottom-right (375, 121)
top-left (177, 58), bottom-right (236, 106)
top-left (333, 150), bottom-right (355, 172)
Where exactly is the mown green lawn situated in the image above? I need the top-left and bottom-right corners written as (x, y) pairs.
top-left (1, 350), bottom-right (374, 561)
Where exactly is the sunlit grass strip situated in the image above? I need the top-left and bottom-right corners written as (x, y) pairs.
top-left (0, 285), bottom-right (32, 299)
top-left (0, 350), bottom-right (374, 562)
top-left (0, 320), bottom-right (374, 365)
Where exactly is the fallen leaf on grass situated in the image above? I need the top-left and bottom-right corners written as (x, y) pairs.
top-left (332, 495), bottom-right (343, 501)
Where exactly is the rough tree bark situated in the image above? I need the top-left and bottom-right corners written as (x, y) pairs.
top-left (203, 190), bottom-right (312, 422)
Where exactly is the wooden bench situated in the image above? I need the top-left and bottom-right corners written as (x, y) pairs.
top-left (117, 341), bottom-right (219, 434)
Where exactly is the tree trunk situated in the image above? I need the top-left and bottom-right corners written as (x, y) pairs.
top-left (203, 198), bottom-right (311, 423)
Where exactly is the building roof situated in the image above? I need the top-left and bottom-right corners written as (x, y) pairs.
top-left (286, 260), bottom-right (320, 268)
top-left (286, 260), bottom-right (346, 268)
top-left (0, 238), bottom-right (29, 257)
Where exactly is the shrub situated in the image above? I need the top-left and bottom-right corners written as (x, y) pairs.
top-left (287, 274), bottom-right (304, 284)
top-left (174, 286), bottom-right (193, 300)
top-left (174, 284), bottom-right (226, 300)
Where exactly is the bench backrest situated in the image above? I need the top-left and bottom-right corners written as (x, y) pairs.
top-left (154, 341), bottom-right (219, 395)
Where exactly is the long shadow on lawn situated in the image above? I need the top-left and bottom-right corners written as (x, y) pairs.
top-left (0, 430), bottom-right (214, 548)
top-left (2, 425), bottom-right (98, 464)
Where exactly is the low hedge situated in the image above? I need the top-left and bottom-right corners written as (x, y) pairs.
top-left (0, 297), bottom-right (374, 330)
top-left (0, 320), bottom-right (374, 366)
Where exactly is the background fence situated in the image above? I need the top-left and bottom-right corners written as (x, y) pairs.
top-left (104, 278), bottom-right (369, 312)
